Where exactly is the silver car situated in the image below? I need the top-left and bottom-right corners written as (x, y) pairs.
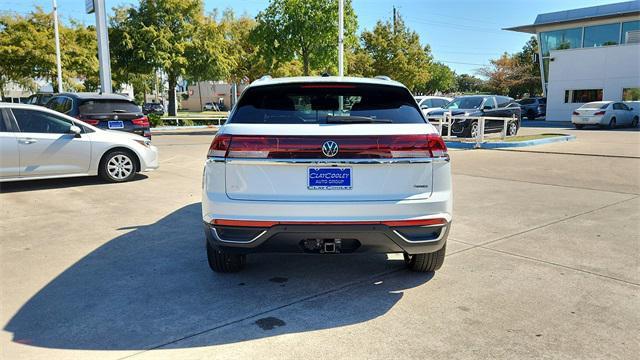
top-left (0, 103), bottom-right (159, 183)
top-left (571, 101), bottom-right (639, 129)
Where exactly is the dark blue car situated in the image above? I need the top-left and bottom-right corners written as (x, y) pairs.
top-left (45, 93), bottom-right (151, 139)
top-left (426, 95), bottom-right (522, 138)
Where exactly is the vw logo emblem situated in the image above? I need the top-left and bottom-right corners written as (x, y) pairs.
top-left (322, 141), bottom-right (339, 157)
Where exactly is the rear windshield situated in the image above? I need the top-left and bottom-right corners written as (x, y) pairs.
top-left (581, 102), bottom-right (609, 109)
top-left (229, 83), bottom-right (425, 124)
top-left (517, 98), bottom-right (535, 105)
top-left (79, 99), bottom-right (140, 114)
top-left (445, 97), bottom-right (484, 109)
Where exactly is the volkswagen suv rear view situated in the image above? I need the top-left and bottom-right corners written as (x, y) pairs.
top-left (202, 76), bottom-right (452, 273)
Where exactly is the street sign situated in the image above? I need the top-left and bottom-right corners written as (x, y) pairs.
top-left (86, 0), bottom-right (94, 14)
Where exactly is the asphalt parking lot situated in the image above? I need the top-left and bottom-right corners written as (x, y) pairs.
top-left (1, 125), bottom-right (639, 359)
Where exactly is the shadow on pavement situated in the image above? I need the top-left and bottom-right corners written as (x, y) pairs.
top-left (0, 174), bottom-right (148, 194)
top-left (4, 203), bottom-right (432, 350)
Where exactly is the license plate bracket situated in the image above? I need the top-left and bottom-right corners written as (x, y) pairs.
top-left (308, 167), bottom-right (352, 190)
top-left (108, 120), bottom-right (124, 129)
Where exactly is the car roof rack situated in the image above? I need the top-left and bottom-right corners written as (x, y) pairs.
top-left (375, 75), bottom-right (391, 81)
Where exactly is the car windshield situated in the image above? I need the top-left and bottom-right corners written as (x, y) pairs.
top-left (79, 99), bottom-right (141, 114)
top-left (580, 102), bottom-right (609, 109)
top-left (445, 97), bottom-right (484, 110)
top-left (230, 83), bottom-right (425, 124)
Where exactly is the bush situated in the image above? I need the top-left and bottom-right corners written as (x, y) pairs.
top-left (148, 113), bottom-right (164, 127)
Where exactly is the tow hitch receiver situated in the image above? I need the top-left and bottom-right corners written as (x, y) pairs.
top-left (302, 239), bottom-right (342, 253)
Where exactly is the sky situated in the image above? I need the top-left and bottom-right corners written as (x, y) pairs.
top-left (1, 0), bottom-right (622, 75)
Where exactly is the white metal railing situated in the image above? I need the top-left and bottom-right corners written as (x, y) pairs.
top-left (426, 111), bottom-right (518, 148)
top-left (161, 117), bottom-right (227, 127)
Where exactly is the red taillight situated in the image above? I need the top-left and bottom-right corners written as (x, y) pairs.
top-left (207, 134), bottom-right (448, 159)
top-left (593, 111), bottom-right (606, 116)
top-left (208, 133), bottom-right (232, 157)
top-left (572, 111), bottom-right (580, 116)
top-left (131, 116), bottom-right (150, 127)
top-left (83, 119), bottom-right (100, 125)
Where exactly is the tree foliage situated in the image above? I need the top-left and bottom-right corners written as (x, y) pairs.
top-left (110, 0), bottom-right (230, 115)
top-left (420, 62), bottom-right (456, 94)
top-left (477, 36), bottom-right (541, 98)
top-left (252, 0), bottom-right (358, 76)
top-left (356, 14), bottom-right (431, 91)
top-left (0, 8), bottom-right (98, 93)
top-left (455, 74), bottom-right (485, 94)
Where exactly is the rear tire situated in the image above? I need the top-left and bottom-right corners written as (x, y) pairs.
top-left (631, 116), bottom-right (639, 128)
top-left (609, 118), bottom-right (616, 129)
top-left (404, 244), bottom-right (446, 272)
top-left (574, 124), bottom-right (584, 129)
top-left (507, 121), bottom-right (518, 136)
top-left (206, 241), bottom-right (246, 273)
top-left (99, 150), bottom-right (137, 183)
top-left (462, 121), bottom-right (479, 138)
top-left (526, 110), bottom-right (535, 121)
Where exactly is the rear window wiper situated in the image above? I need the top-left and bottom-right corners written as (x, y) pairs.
top-left (326, 115), bottom-right (392, 124)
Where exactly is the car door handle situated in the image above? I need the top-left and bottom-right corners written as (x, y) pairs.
top-left (18, 138), bottom-right (38, 144)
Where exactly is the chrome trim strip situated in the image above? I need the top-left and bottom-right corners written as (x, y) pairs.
top-left (210, 227), bottom-right (268, 244)
top-left (392, 224), bottom-right (448, 244)
top-left (211, 157), bottom-right (449, 165)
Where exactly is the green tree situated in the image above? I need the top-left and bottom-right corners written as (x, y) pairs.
top-left (358, 14), bottom-right (431, 91)
top-left (0, 8), bottom-right (99, 93)
top-left (252, 0), bottom-right (358, 76)
top-left (110, 0), bottom-right (230, 116)
top-left (455, 74), bottom-right (485, 94)
top-left (420, 62), bottom-right (456, 94)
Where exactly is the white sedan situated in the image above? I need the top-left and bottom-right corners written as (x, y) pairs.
top-left (571, 101), bottom-right (639, 129)
top-left (0, 103), bottom-right (158, 183)
top-left (414, 96), bottom-right (453, 116)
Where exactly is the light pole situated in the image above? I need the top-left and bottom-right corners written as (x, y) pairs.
top-left (52, 0), bottom-right (63, 92)
top-left (92, 0), bottom-right (113, 93)
top-left (338, 0), bottom-right (344, 77)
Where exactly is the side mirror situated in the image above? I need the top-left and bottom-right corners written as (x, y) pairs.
top-left (421, 105), bottom-right (429, 109)
top-left (69, 125), bottom-right (81, 137)
top-left (482, 105), bottom-right (493, 111)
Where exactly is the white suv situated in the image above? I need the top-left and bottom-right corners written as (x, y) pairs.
top-left (202, 76), bottom-right (452, 272)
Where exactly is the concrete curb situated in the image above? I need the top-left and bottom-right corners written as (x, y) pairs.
top-left (445, 135), bottom-right (576, 149)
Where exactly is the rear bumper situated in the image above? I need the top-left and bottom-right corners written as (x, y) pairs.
top-left (571, 116), bottom-right (605, 125)
top-left (204, 221), bottom-right (450, 255)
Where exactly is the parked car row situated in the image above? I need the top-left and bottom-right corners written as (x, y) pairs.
top-left (517, 97), bottom-right (546, 120)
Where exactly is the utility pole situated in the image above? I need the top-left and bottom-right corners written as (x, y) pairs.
top-left (92, 0), bottom-right (112, 93)
top-left (393, 6), bottom-right (397, 34)
top-left (52, 0), bottom-right (63, 93)
top-left (338, 0), bottom-right (344, 77)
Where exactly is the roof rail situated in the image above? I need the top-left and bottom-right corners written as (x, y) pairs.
top-left (257, 75), bottom-right (272, 81)
top-left (375, 75), bottom-right (391, 81)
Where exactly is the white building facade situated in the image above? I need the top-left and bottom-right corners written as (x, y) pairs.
top-left (507, 1), bottom-right (640, 121)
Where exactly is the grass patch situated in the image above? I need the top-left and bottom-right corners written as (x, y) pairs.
top-left (485, 133), bottom-right (567, 142)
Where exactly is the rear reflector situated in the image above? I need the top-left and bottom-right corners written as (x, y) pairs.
top-left (132, 116), bottom-right (150, 127)
top-left (211, 218), bottom-right (447, 227)
top-left (208, 134), bottom-right (448, 159)
top-left (83, 119), bottom-right (100, 125)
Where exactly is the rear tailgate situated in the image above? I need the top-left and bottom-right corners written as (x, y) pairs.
top-left (222, 124), bottom-right (438, 202)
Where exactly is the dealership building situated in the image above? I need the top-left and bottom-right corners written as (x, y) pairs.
top-left (506, 1), bottom-right (640, 121)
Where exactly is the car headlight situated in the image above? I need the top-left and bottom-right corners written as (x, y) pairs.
top-left (133, 139), bottom-right (151, 147)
